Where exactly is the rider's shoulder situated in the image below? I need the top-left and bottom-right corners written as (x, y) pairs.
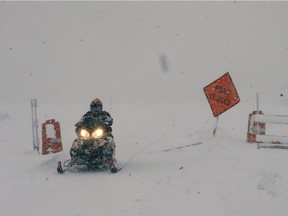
top-left (83, 110), bottom-right (111, 118)
top-left (82, 111), bottom-right (93, 117)
top-left (99, 110), bottom-right (111, 116)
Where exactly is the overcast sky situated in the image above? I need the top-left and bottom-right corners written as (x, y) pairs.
top-left (1, 1), bottom-right (288, 106)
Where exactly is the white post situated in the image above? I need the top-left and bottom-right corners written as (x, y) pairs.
top-left (31, 99), bottom-right (40, 153)
top-left (256, 93), bottom-right (260, 134)
top-left (256, 93), bottom-right (260, 148)
top-left (256, 92), bottom-right (259, 114)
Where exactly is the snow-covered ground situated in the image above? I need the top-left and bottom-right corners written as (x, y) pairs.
top-left (1, 2), bottom-right (288, 216)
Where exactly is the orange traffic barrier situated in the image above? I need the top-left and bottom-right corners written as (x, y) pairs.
top-left (42, 119), bottom-right (63, 155)
top-left (247, 111), bottom-right (266, 143)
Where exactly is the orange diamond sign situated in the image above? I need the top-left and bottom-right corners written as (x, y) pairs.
top-left (203, 72), bottom-right (240, 117)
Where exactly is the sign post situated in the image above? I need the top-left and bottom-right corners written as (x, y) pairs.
top-left (31, 99), bottom-right (40, 152)
top-left (213, 116), bottom-right (219, 137)
top-left (203, 72), bottom-right (240, 136)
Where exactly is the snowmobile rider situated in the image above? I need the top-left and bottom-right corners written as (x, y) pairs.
top-left (75, 98), bottom-right (118, 173)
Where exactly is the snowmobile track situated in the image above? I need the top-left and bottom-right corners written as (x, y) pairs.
top-left (149, 141), bottom-right (203, 153)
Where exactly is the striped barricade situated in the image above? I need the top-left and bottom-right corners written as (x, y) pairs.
top-left (247, 111), bottom-right (288, 149)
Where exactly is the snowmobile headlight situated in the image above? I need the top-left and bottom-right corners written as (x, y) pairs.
top-left (80, 129), bottom-right (90, 139)
top-left (92, 128), bottom-right (105, 139)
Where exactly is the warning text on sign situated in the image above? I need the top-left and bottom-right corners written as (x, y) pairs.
top-left (203, 72), bottom-right (240, 117)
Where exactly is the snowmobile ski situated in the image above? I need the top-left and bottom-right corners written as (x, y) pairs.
top-left (110, 165), bottom-right (121, 173)
top-left (57, 161), bottom-right (64, 173)
top-left (57, 160), bottom-right (121, 174)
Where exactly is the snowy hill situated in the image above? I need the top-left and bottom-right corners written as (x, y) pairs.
top-left (1, 2), bottom-right (288, 216)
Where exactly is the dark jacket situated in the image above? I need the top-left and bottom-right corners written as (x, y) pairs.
top-left (75, 110), bottom-right (113, 133)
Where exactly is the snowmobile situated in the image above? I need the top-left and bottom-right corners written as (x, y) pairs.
top-left (57, 119), bottom-right (119, 174)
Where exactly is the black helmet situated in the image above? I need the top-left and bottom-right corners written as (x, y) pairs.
top-left (90, 98), bottom-right (103, 113)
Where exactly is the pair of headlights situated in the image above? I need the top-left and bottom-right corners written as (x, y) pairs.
top-left (79, 128), bottom-right (105, 139)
